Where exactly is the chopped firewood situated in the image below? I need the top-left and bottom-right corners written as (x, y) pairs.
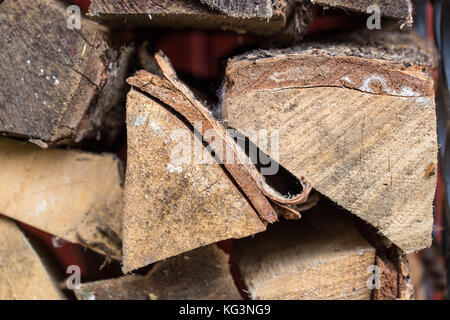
top-left (311, 0), bottom-right (413, 25)
top-left (407, 253), bottom-right (426, 300)
top-left (396, 249), bottom-right (415, 300)
top-left (373, 248), bottom-right (414, 300)
top-left (128, 53), bottom-right (314, 223)
top-left (0, 0), bottom-right (439, 302)
top-left (0, 0), bottom-right (132, 146)
top-left (222, 30), bottom-right (438, 254)
top-left (75, 245), bottom-right (241, 300)
top-left (0, 217), bottom-right (63, 300)
top-left (0, 138), bottom-right (123, 259)
top-left (199, 0), bottom-right (273, 18)
top-left (122, 88), bottom-right (266, 272)
top-left (235, 209), bottom-right (377, 300)
top-left (88, 0), bottom-right (311, 38)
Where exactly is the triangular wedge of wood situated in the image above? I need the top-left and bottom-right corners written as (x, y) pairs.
top-left (0, 138), bottom-right (123, 259)
top-left (200, 0), bottom-right (412, 23)
top-left (0, 0), bottom-right (132, 147)
top-left (122, 88), bottom-right (266, 272)
top-left (0, 216), bottom-right (64, 300)
top-left (235, 208), bottom-right (377, 300)
top-left (75, 245), bottom-right (241, 300)
top-left (222, 30), bottom-right (439, 253)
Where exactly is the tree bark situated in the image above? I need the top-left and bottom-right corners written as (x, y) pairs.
top-left (311, 0), bottom-right (413, 25)
top-left (75, 245), bottom-right (241, 300)
top-left (122, 88), bottom-right (266, 272)
top-left (235, 208), bottom-right (376, 300)
top-left (0, 0), bottom-right (132, 146)
top-left (222, 30), bottom-right (438, 254)
top-left (0, 138), bottom-right (123, 259)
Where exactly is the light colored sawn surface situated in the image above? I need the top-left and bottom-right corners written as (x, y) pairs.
top-left (75, 245), bottom-right (241, 300)
top-left (122, 89), bottom-right (265, 272)
top-left (236, 212), bottom-right (376, 300)
top-left (0, 138), bottom-right (123, 259)
top-left (0, 217), bottom-right (63, 300)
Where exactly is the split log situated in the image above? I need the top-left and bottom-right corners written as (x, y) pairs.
top-left (0, 138), bottom-right (123, 259)
top-left (373, 256), bottom-right (399, 300)
top-left (74, 245), bottom-right (241, 300)
top-left (124, 53), bottom-right (317, 272)
top-left (0, 0), bottom-right (132, 146)
top-left (311, 0), bottom-right (413, 25)
top-left (122, 88), bottom-right (266, 272)
top-left (355, 214), bottom-right (415, 300)
top-left (88, 0), bottom-right (311, 38)
top-left (129, 53), bottom-right (317, 223)
top-left (407, 253), bottom-right (426, 299)
top-left (235, 209), bottom-right (377, 300)
top-left (0, 217), bottom-right (63, 300)
top-left (373, 253), bottom-right (414, 300)
top-left (222, 30), bottom-right (438, 253)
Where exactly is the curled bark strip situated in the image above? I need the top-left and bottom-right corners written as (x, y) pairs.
top-left (127, 52), bottom-right (312, 223)
top-left (273, 191), bottom-right (319, 220)
top-left (155, 52), bottom-right (313, 218)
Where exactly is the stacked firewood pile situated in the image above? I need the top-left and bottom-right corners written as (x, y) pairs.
top-left (0, 0), bottom-right (441, 300)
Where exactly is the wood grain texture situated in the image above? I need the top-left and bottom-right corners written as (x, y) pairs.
top-left (0, 0), bottom-right (131, 146)
top-left (0, 217), bottom-right (63, 300)
top-left (373, 256), bottom-right (399, 300)
top-left (0, 138), bottom-right (123, 259)
top-left (235, 209), bottom-right (376, 300)
top-left (88, 0), bottom-right (310, 37)
top-left (122, 89), bottom-right (265, 272)
top-left (128, 54), bottom-right (289, 223)
top-left (407, 253), bottom-right (425, 299)
top-left (75, 245), bottom-right (241, 300)
top-left (311, 0), bottom-right (413, 22)
top-left (222, 30), bottom-right (438, 253)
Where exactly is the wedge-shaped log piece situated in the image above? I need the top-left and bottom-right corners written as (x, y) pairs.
top-left (123, 89), bottom-right (265, 272)
top-left (222, 30), bottom-right (438, 253)
top-left (0, 138), bottom-right (123, 259)
top-left (235, 209), bottom-right (376, 300)
top-left (0, 0), bottom-right (132, 146)
top-left (88, 0), bottom-right (311, 37)
top-left (0, 217), bottom-right (63, 300)
top-left (311, 0), bottom-right (413, 24)
top-left (75, 245), bottom-right (241, 300)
